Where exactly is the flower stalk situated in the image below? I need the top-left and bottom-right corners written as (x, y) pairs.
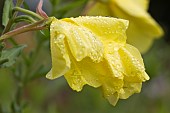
top-left (0, 17), bottom-right (53, 41)
top-left (13, 7), bottom-right (44, 20)
top-left (14, 15), bottom-right (36, 23)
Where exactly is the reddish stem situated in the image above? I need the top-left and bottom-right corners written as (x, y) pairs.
top-left (36, 0), bottom-right (48, 19)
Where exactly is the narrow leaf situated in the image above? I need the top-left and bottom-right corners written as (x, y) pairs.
top-left (2, 0), bottom-right (13, 26)
top-left (0, 45), bottom-right (26, 67)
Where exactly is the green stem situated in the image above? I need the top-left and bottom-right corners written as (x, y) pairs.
top-left (16, 82), bottom-right (24, 107)
top-left (14, 15), bottom-right (36, 23)
top-left (13, 7), bottom-right (43, 20)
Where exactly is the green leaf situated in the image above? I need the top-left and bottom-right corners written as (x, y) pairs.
top-left (0, 45), bottom-right (26, 67)
top-left (2, 0), bottom-right (13, 26)
top-left (39, 29), bottom-right (50, 38)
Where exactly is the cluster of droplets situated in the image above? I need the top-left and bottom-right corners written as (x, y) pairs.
top-left (68, 69), bottom-right (85, 91)
top-left (83, 30), bottom-right (104, 63)
top-left (53, 33), bottom-right (66, 55)
top-left (107, 53), bottom-right (123, 77)
top-left (74, 16), bottom-right (128, 45)
top-left (89, 39), bottom-right (104, 63)
top-left (49, 17), bottom-right (150, 106)
top-left (118, 46), bottom-right (149, 82)
top-left (73, 25), bottom-right (104, 63)
top-left (71, 29), bottom-right (87, 61)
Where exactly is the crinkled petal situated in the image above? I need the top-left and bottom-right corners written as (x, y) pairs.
top-left (64, 16), bottom-right (129, 45)
top-left (104, 42), bottom-right (125, 75)
top-left (64, 57), bottom-right (109, 91)
top-left (85, 0), bottom-right (163, 53)
top-left (119, 44), bottom-right (149, 82)
top-left (105, 92), bottom-right (119, 106)
top-left (47, 16), bottom-right (149, 106)
top-left (120, 82), bottom-right (142, 99)
top-left (47, 22), bottom-right (71, 79)
top-left (50, 18), bottom-right (104, 62)
top-left (101, 43), bottom-right (149, 106)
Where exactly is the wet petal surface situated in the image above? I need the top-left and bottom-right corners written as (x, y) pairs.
top-left (47, 16), bottom-right (149, 106)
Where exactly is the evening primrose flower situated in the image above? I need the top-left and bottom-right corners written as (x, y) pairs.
top-left (46, 16), bottom-right (149, 106)
top-left (85, 0), bottom-right (164, 53)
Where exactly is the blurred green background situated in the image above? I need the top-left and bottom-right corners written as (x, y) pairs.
top-left (0, 0), bottom-right (170, 113)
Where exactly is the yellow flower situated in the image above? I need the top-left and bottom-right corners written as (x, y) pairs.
top-left (85, 0), bottom-right (164, 53)
top-left (46, 16), bottom-right (149, 106)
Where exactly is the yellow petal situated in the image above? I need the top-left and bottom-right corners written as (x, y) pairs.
top-left (65, 16), bottom-right (129, 45)
top-left (130, 0), bottom-right (150, 10)
top-left (47, 16), bottom-right (149, 106)
top-left (102, 43), bottom-right (149, 106)
top-left (102, 49), bottom-right (124, 106)
top-left (47, 21), bottom-right (71, 79)
top-left (85, 0), bottom-right (163, 53)
top-left (120, 82), bottom-right (142, 99)
top-left (112, 0), bottom-right (163, 37)
top-left (109, 0), bottom-right (163, 53)
top-left (126, 23), bottom-right (154, 53)
top-left (51, 17), bottom-right (104, 62)
top-left (58, 16), bottom-right (129, 91)
top-left (119, 44), bottom-right (149, 82)
top-left (64, 57), bottom-right (107, 91)
top-left (85, 1), bottom-right (112, 16)
top-left (105, 92), bottom-right (119, 106)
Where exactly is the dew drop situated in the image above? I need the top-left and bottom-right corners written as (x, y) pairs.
top-left (53, 38), bottom-right (58, 43)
